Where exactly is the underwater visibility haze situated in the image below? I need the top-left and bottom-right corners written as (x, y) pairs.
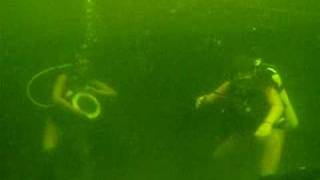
top-left (1, 0), bottom-right (320, 179)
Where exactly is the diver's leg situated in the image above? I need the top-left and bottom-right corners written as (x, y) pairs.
top-left (41, 117), bottom-right (60, 180)
top-left (259, 129), bottom-right (285, 177)
top-left (212, 134), bottom-right (237, 159)
top-left (43, 117), bottom-right (59, 153)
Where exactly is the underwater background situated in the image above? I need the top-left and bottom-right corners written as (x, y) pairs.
top-left (1, 0), bottom-right (320, 179)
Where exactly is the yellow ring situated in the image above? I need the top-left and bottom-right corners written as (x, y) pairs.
top-left (72, 92), bottom-right (101, 120)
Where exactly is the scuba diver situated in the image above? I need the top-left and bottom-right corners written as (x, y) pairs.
top-left (28, 57), bottom-right (117, 180)
top-left (43, 57), bottom-right (117, 148)
top-left (195, 56), bottom-right (298, 180)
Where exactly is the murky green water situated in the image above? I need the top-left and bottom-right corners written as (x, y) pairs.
top-left (1, 0), bottom-right (320, 179)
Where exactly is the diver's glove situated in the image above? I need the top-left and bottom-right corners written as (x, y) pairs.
top-left (195, 96), bottom-right (206, 109)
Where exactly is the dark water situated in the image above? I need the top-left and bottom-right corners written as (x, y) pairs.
top-left (1, 0), bottom-right (320, 179)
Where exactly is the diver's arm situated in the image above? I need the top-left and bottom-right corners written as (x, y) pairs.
top-left (255, 87), bottom-right (284, 137)
top-left (270, 71), bottom-right (298, 128)
top-left (88, 80), bottom-right (117, 97)
top-left (196, 81), bottom-right (230, 109)
top-left (52, 74), bottom-right (83, 116)
top-left (279, 89), bottom-right (298, 128)
top-left (263, 87), bottom-right (284, 125)
top-left (206, 81), bottom-right (230, 102)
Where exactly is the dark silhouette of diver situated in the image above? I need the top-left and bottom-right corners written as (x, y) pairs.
top-left (41, 58), bottom-right (117, 180)
top-left (195, 56), bottom-right (298, 180)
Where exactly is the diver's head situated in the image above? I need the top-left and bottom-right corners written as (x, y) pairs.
top-left (229, 55), bottom-right (268, 96)
top-left (75, 54), bottom-right (91, 66)
top-left (74, 54), bottom-right (93, 75)
top-left (229, 55), bottom-right (263, 81)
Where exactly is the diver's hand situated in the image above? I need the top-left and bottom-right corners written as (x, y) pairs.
top-left (255, 123), bottom-right (272, 138)
top-left (87, 83), bottom-right (117, 97)
top-left (195, 96), bottom-right (206, 109)
top-left (72, 107), bottom-right (88, 119)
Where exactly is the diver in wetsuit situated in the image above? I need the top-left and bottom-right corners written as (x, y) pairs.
top-left (195, 57), bottom-right (298, 179)
top-left (42, 58), bottom-right (117, 180)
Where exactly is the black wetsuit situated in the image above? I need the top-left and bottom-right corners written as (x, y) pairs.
top-left (44, 73), bottom-right (95, 180)
top-left (222, 64), bottom-right (286, 135)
